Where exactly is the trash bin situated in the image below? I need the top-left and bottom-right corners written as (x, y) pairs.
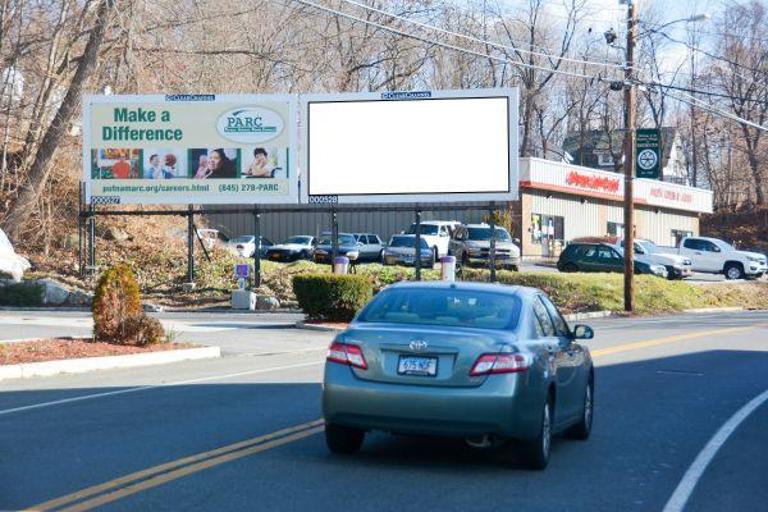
top-left (440, 255), bottom-right (456, 281)
top-left (333, 256), bottom-right (350, 274)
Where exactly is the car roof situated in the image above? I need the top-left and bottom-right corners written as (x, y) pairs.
top-left (418, 220), bottom-right (459, 225)
top-left (386, 280), bottom-right (542, 297)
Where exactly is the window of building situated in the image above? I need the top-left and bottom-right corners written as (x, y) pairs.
top-left (607, 221), bottom-right (624, 238)
top-left (597, 152), bottom-right (615, 167)
top-left (671, 229), bottom-right (693, 247)
top-left (531, 214), bottom-right (564, 243)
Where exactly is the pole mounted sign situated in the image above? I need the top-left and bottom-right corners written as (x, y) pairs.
top-left (83, 94), bottom-right (298, 205)
top-left (635, 128), bottom-right (661, 180)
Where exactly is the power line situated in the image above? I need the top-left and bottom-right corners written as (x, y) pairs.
top-left (288, 0), bottom-right (612, 81)
top-left (339, 0), bottom-right (627, 70)
top-left (664, 89), bottom-right (768, 132)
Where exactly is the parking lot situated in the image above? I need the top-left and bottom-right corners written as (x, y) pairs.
top-left (2, 310), bottom-right (767, 511)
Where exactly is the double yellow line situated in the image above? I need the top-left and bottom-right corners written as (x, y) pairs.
top-left (26, 420), bottom-right (325, 512)
top-left (26, 322), bottom-right (767, 511)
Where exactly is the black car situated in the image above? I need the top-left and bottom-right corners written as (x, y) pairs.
top-left (314, 233), bottom-right (361, 264)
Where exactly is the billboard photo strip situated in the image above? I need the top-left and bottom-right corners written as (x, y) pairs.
top-left (83, 94), bottom-right (298, 205)
top-left (300, 88), bottom-right (519, 204)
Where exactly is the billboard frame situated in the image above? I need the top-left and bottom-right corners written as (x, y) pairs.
top-left (82, 93), bottom-right (299, 205)
top-left (299, 88), bottom-right (519, 205)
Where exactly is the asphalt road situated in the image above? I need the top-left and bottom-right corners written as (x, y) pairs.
top-left (1, 311), bottom-right (768, 511)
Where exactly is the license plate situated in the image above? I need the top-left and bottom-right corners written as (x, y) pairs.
top-left (403, 256), bottom-right (415, 264)
top-left (398, 356), bottom-right (438, 376)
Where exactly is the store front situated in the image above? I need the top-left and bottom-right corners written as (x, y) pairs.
top-left (516, 158), bottom-right (713, 260)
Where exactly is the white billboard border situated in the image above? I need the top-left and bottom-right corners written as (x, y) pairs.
top-left (299, 87), bottom-right (519, 205)
top-left (82, 93), bottom-right (299, 205)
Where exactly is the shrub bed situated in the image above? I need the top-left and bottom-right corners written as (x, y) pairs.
top-left (292, 274), bottom-right (374, 322)
top-left (0, 282), bottom-right (44, 307)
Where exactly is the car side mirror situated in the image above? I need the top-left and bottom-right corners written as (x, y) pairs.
top-left (713, 246), bottom-right (721, 252)
top-left (513, 238), bottom-right (521, 245)
top-left (572, 324), bottom-right (594, 340)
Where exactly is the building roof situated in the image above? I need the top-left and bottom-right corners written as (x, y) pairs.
top-left (562, 127), bottom-right (677, 172)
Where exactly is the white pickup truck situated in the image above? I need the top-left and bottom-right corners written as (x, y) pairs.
top-left (673, 236), bottom-right (767, 280)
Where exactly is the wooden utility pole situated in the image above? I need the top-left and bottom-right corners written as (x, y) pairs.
top-left (623, 0), bottom-right (637, 313)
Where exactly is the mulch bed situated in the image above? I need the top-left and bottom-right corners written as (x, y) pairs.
top-left (0, 338), bottom-right (195, 365)
top-left (303, 320), bottom-right (349, 330)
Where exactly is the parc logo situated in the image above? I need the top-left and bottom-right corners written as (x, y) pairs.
top-left (217, 107), bottom-right (284, 143)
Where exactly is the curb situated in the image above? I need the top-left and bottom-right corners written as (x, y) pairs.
top-left (295, 321), bottom-right (345, 333)
top-left (0, 335), bottom-right (91, 345)
top-left (563, 311), bottom-right (618, 321)
top-left (0, 346), bottom-right (221, 381)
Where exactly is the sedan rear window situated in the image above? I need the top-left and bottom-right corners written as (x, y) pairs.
top-left (358, 288), bottom-right (521, 330)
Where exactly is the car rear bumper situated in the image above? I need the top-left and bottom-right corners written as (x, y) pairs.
top-left (666, 265), bottom-right (693, 278)
top-left (382, 255), bottom-right (433, 266)
top-left (322, 363), bottom-right (542, 440)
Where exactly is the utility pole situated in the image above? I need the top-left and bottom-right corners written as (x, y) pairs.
top-left (623, 0), bottom-right (637, 313)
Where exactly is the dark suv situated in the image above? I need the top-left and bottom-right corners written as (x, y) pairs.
top-left (557, 242), bottom-right (667, 277)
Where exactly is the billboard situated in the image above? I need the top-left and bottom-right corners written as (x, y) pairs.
top-left (300, 88), bottom-right (518, 204)
top-left (83, 94), bottom-right (298, 205)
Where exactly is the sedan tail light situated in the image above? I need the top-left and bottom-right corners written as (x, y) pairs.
top-left (470, 353), bottom-right (530, 376)
top-left (327, 342), bottom-right (368, 370)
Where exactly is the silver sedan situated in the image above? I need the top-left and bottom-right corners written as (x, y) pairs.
top-left (322, 281), bottom-right (595, 469)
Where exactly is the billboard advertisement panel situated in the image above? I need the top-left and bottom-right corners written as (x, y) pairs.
top-left (83, 94), bottom-right (298, 205)
top-left (301, 88), bottom-right (519, 204)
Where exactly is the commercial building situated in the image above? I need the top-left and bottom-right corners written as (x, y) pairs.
top-left (207, 157), bottom-right (713, 260)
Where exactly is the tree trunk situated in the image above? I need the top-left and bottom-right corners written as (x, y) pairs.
top-left (2, 0), bottom-right (112, 241)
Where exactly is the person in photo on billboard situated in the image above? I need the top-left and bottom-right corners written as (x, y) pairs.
top-left (162, 153), bottom-right (178, 178)
top-left (194, 155), bottom-right (211, 179)
top-left (146, 154), bottom-right (163, 179)
top-left (207, 148), bottom-right (237, 178)
top-left (111, 154), bottom-right (131, 179)
top-left (244, 148), bottom-right (274, 178)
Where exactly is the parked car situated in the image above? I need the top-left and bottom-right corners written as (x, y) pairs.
top-left (352, 233), bottom-right (385, 262)
top-left (265, 235), bottom-right (316, 262)
top-left (405, 220), bottom-right (460, 258)
top-left (314, 233), bottom-right (360, 264)
top-left (574, 237), bottom-right (692, 280)
top-left (196, 228), bottom-right (223, 250)
top-left (381, 235), bottom-right (435, 267)
top-left (450, 223), bottom-right (521, 271)
top-left (0, 228), bottom-right (30, 282)
top-left (226, 235), bottom-right (273, 258)
top-left (557, 242), bottom-right (668, 278)
top-left (322, 281), bottom-right (595, 469)
top-left (673, 236), bottom-right (767, 280)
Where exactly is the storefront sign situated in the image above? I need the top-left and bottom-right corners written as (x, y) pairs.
top-left (565, 170), bottom-right (620, 194)
top-left (83, 94), bottom-right (298, 205)
top-left (635, 128), bottom-right (661, 180)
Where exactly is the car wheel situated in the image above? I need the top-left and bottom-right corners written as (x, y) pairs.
top-left (325, 423), bottom-right (365, 454)
top-left (520, 397), bottom-right (552, 470)
top-left (562, 262), bottom-right (578, 273)
top-left (566, 374), bottom-right (594, 440)
top-left (724, 262), bottom-right (745, 280)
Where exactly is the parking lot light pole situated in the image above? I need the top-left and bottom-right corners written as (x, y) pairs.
top-left (623, 0), bottom-right (637, 313)
top-left (331, 208), bottom-right (339, 271)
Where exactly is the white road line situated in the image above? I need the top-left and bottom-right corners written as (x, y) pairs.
top-left (0, 360), bottom-right (324, 417)
top-left (663, 388), bottom-right (768, 512)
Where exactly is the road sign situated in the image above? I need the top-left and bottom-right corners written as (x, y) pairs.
top-left (635, 128), bottom-right (661, 179)
top-left (234, 264), bottom-right (249, 279)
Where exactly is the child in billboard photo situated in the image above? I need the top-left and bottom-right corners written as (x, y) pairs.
top-left (144, 150), bottom-right (185, 179)
top-left (91, 149), bottom-right (141, 179)
top-left (190, 148), bottom-right (239, 179)
top-left (243, 147), bottom-right (278, 178)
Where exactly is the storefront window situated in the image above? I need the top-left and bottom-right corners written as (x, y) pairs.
top-left (607, 222), bottom-right (624, 238)
top-left (671, 229), bottom-right (693, 247)
top-left (531, 214), bottom-right (564, 242)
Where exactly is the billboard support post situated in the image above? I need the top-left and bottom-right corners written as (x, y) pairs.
top-left (87, 206), bottom-right (95, 277)
top-left (331, 208), bottom-right (338, 271)
top-left (489, 204), bottom-right (497, 283)
top-left (253, 208), bottom-right (261, 289)
top-left (414, 209), bottom-right (422, 281)
top-left (187, 204), bottom-right (195, 285)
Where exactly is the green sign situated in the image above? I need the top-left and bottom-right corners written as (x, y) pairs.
top-left (635, 128), bottom-right (661, 179)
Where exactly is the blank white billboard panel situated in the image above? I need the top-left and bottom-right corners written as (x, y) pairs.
top-left (301, 89), bottom-right (518, 204)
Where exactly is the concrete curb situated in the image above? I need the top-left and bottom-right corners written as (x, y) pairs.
top-left (0, 335), bottom-right (91, 345)
top-left (682, 307), bottom-right (746, 314)
top-left (563, 311), bottom-right (618, 321)
top-left (295, 321), bottom-right (344, 333)
top-left (0, 346), bottom-right (221, 381)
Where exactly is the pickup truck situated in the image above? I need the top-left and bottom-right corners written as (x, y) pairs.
top-left (673, 236), bottom-right (768, 280)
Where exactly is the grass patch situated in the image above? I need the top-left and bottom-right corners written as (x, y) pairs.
top-left (459, 269), bottom-right (768, 314)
